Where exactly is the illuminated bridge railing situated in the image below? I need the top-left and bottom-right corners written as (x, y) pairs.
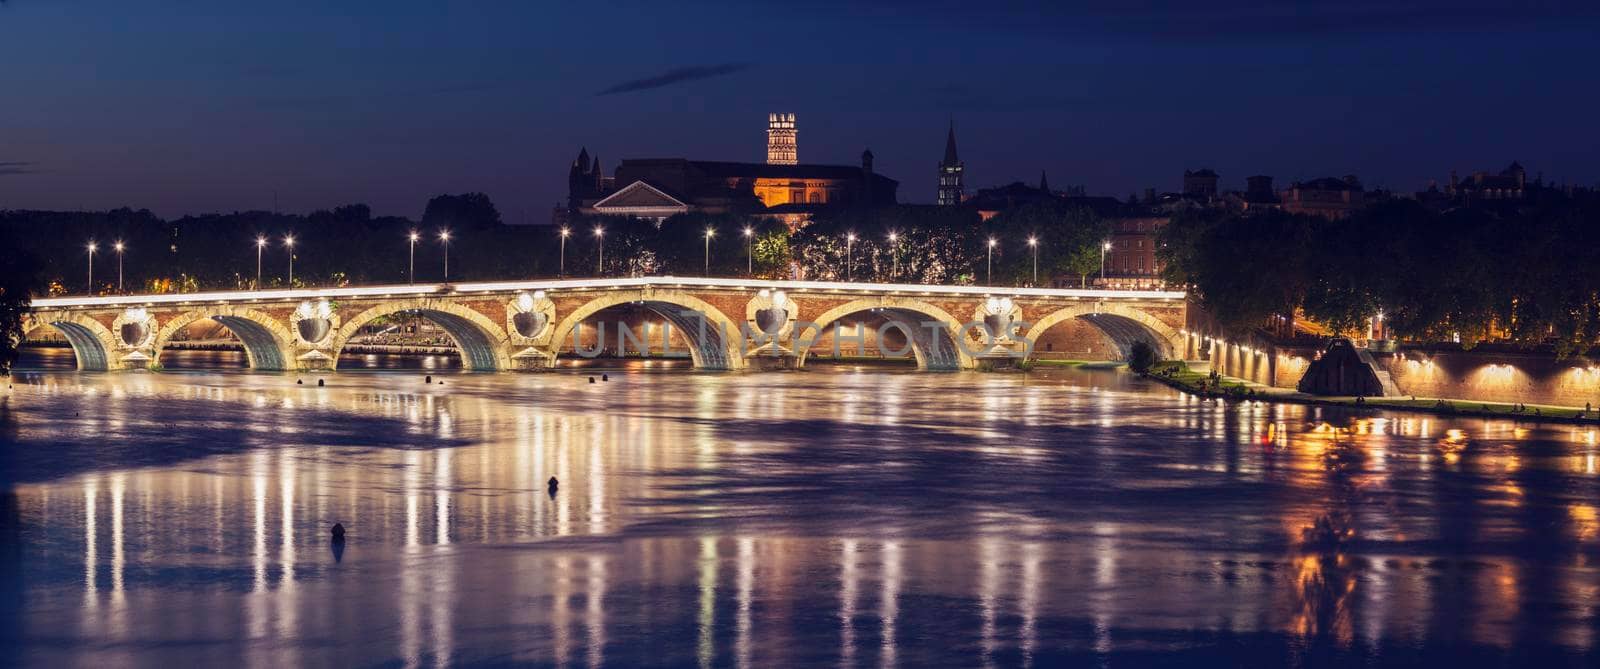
top-left (32, 276), bottom-right (1186, 309)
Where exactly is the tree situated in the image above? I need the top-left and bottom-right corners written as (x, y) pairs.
top-left (0, 227), bottom-right (41, 376)
top-left (422, 193), bottom-right (502, 230)
top-left (1127, 340), bottom-right (1156, 373)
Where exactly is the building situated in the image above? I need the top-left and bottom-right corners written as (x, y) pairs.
top-left (937, 123), bottom-right (964, 206)
top-left (767, 113), bottom-right (797, 165)
top-left (1100, 216), bottom-right (1168, 289)
top-left (1280, 175), bottom-right (1366, 219)
top-left (1448, 161), bottom-right (1528, 200)
top-left (556, 115), bottom-right (898, 225)
top-left (1183, 169), bottom-right (1219, 199)
top-left (1241, 175), bottom-right (1280, 211)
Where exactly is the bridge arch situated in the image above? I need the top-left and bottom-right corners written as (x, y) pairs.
top-left (22, 312), bottom-right (118, 371)
top-left (151, 306), bottom-right (298, 371)
top-left (797, 297), bottom-right (973, 371)
top-left (547, 290), bottom-right (745, 370)
top-left (1023, 303), bottom-right (1181, 361)
top-left (330, 298), bottom-right (511, 371)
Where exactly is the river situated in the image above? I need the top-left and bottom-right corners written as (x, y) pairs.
top-left (2, 349), bottom-right (1598, 666)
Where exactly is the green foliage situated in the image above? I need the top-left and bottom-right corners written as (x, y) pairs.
top-left (1160, 192), bottom-right (1600, 353)
top-left (1127, 340), bottom-right (1156, 373)
top-left (422, 193), bottom-right (502, 230)
top-left (984, 201), bottom-right (1110, 286)
top-left (0, 227), bottom-right (42, 376)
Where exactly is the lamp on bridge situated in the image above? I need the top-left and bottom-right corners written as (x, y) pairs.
top-left (704, 227), bottom-right (716, 275)
top-left (408, 231), bottom-right (420, 284)
top-left (113, 241), bottom-right (125, 293)
top-left (85, 241), bottom-right (97, 296)
top-left (438, 230), bottom-right (452, 281)
top-left (1101, 240), bottom-right (1111, 283)
top-left (559, 227), bottom-right (571, 277)
top-left (845, 232), bottom-right (856, 281)
top-left (283, 235), bottom-right (296, 286)
top-left (742, 226), bottom-right (754, 276)
top-left (1027, 236), bottom-right (1038, 287)
top-left (255, 236), bottom-right (268, 288)
top-left (593, 226), bottom-right (605, 276)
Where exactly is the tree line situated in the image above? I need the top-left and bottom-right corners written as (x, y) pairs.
top-left (1158, 191), bottom-right (1600, 353)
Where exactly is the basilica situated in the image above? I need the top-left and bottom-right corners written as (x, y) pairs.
top-left (556, 114), bottom-right (899, 226)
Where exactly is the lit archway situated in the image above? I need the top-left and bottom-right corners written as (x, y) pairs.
top-left (330, 298), bottom-right (511, 371)
top-left (1023, 304), bottom-right (1181, 361)
top-left (798, 297), bottom-right (972, 371)
top-left (21, 312), bottom-right (118, 371)
top-left (547, 290), bottom-right (745, 370)
top-left (149, 306), bottom-right (298, 371)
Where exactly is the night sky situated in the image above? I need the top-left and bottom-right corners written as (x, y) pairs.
top-left (2, 1), bottom-right (1597, 220)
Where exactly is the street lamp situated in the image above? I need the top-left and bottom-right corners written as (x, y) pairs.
top-left (593, 226), bottom-right (605, 275)
top-left (986, 237), bottom-right (997, 285)
top-left (408, 231), bottom-right (420, 284)
top-left (559, 227), bottom-right (571, 277)
top-left (742, 226), bottom-right (754, 276)
top-left (887, 231), bottom-right (899, 280)
top-left (1100, 240), bottom-right (1111, 284)
top-left (85, 241), bottom-right (97, 295)
top-left (703, 227), bottom-right (716, 275)
top-left (438, 230), bottom-right (451, 281)
top-left (1027, 236), bottom-right (1038, 286)
top-left (255, 237), bottom-right (267, 288)
top-left (114, 241), bottom-right (125, 293)
top-left (845, 232), bottom-right (856, 282)
top-left (284, 235), bottom-right (296, 285)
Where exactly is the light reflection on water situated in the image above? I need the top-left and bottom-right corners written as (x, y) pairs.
top-left (1, 354), bottom-right (1599, 666)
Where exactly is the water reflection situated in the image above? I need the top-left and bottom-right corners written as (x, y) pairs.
top-left (3, 360), bottom-right (1600, 665)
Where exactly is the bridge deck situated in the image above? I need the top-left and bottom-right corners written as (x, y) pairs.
top-left (33, 276), bottom-right (1185, 309)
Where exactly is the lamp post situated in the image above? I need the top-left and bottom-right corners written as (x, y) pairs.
top-left (845, 233), bottom-right (856, 282)
top-left (1027, 236), bottom-right (1038, 286)
top-left (742, 226), bottom-right (754, 276)
top-left (593, 226), bottom-right (605, 275)
top-left (439, 230), bottom-right (451, 281)
top-left (284, 235), bottom-right (296, 286)
top-left (408, 231), bottom-right (419, 284)
top-left (1100, 240), bottom-right (1111, 284)
top-left (114, 241), bottom-right (125, 293)
top-left (887, 232), bottom-right (899, 280)
top-left (255, 237), bottom-right (267, 288)
top-left (85, 241), bottom-right (96, 295)
top-left (703, 227), bottom-right (715, 275)
top-left (559, 227), bottom-right (571, 277)
top-left (986, 237), bottom-right (997, 285)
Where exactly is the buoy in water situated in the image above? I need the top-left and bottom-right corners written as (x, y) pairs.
top-left (317, 379), bottom-right (325, 387)
top-left (330, 522), bottom-right (346, 541)
top-left (425, 375), bottom-right (432, 384)
top-left (602, 374), bottom-right (609, 382)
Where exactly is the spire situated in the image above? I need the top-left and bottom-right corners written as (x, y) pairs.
top-left (1040, 170), bottom-right (1050, 194)
top-left (575, 147), bottom-right (590, 170)
top-left (942, 122), bottom-right (959, 166)
top-left (591, 155), bottom-right (601, 174)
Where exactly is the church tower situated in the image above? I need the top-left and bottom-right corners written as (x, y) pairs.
top-left (937, 122), bottom-right (964, 205)
top-left (767, 113), bottom-right (797, 165)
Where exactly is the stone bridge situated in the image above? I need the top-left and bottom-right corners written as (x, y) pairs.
top-left (23, 277), bottom-right (1187, 372)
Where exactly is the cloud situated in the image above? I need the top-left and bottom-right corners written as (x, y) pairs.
top-left (0, 161), bottom-right (36, 176)
top-left (595, 62), bottom-right (749, 96)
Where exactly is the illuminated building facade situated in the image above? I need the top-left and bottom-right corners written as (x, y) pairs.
top-left (767, 113), bottom-right (797, 165)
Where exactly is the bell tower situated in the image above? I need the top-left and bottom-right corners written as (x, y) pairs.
top-left (937, 122), bottom-right (964, 205)
top-left (767, 113), bottom-right (797, 165)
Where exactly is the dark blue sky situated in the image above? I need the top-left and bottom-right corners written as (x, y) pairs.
top-left (2, 1), bottom-right (1597, 220)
